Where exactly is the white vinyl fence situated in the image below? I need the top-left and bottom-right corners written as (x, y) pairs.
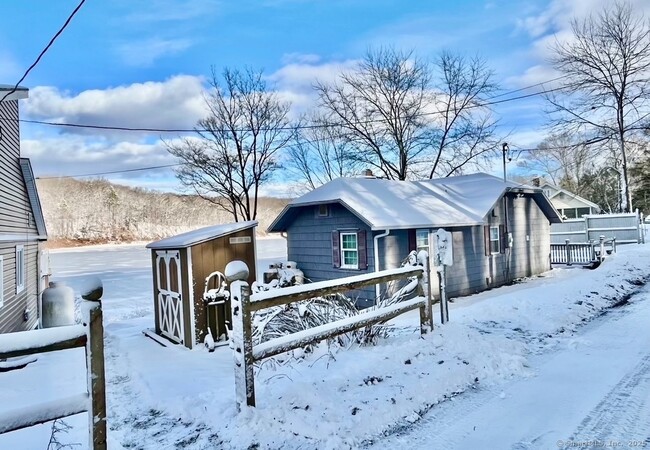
top-left (551, 211), bottom-right (644, 245)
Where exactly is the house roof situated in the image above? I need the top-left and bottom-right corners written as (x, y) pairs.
top-left (19, 158), bottom-right (47, 240)
top-left (0, 84), bottom-right (28, 101)
top-left (269, 173), bottom-right (562, 232)
top-left (146, 220), bottom-right (258, 250)
top-left (539, 183), bottom-right (601, 211)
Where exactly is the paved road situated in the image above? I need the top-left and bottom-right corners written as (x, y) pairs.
top-left (370, 290), bottom-right (650, 450)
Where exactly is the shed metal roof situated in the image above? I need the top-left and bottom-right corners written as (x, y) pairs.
top-left (147, 220), bottom-right (258, 249)
top-left (269, 173), bottom-right (562, 232)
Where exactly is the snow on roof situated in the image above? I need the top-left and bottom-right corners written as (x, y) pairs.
top-left (147, 220), bottom-right (257, 249)
top-left (269, 173), bottom-right (559, 232)
top-left (539, 182), bottom-right (601, 211)
top-left (0, 84), bottom-right (28, 101)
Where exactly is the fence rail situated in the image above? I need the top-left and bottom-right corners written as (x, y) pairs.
top-left (551, 211), bottom-right (642, 245)
top-left (228, 260), bottom-right (434, 410)
top-left (0, 300), bottom-right (107, 450)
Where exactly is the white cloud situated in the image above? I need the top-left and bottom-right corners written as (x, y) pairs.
top-left (23, 75), bottom-right (207, 137)
top-left (116, 38), bottom-right (195, 67)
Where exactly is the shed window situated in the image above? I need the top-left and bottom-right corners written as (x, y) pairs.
top-left (416, 229), bottom-right (429, 253)
top-left (577, 207), bottom-right (591, 217)
top-left (16, 245), bottom-right (25, 294)
top-left (331, 230), bottom-right (367, 270)
top-left (0, 256), bottom-right (4, 307)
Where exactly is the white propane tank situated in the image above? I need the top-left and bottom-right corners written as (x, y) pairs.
top-left (42, 281), bottom-right (75, 327)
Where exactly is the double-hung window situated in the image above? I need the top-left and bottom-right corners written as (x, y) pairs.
top-left (16, 245), bottom-right (25, 294)
top-left (340, 233), bottom-right (359, 269)
top-left (332, 230), bottom-right (367, 270)
top-left (416, 229), bottom-right (429, 253)
top-left (489, 226), bottom-right (500, 254)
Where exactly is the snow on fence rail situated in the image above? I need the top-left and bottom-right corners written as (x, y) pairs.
top-left (550, 236), bottom-right (617, 266)
top-left (0, 300), bottom-right (107, 450)
top-left (227, 261), bottom-right (434, 410)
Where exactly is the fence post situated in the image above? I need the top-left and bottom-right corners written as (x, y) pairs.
top-left (599, 235), bottom-right (605, 262)
top-left (417, 251), bottom-right (434, 333)
top-left (565, 239), bottom-right (571, 266)
top-left (82, 299), bottom-right (107, 450)
top-left (227, 262), bottom-right (255, 410)
top-left (612, 237), bottom-right (617, 254)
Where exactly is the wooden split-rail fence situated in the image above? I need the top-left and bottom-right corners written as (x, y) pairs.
top-left (0, 300), bottom-right (107, 450)
top-left (228, 260), bottom-right (434, 410)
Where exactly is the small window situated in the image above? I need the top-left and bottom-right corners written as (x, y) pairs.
top-left (340, 233), bottom-right (359, 269)
top-left (0, 256), bottom-right (4, 307)
top-left (489, 227), bottom-right (500, 254)
top-left (16, 245), bottom-right (25, 294)
top-left (416, 229), bottom-right (429, 253)
top-left (564, 208), bottom-right (577, 219)
top-left (317, 205), bottom-right (329, 217)
top-left (577, 207), bottom-right (590, 217)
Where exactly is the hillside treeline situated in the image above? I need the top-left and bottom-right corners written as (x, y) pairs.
top-left (36, 178), bottom-right (289, 244)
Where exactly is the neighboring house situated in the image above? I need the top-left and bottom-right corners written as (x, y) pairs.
top-left (269, 173), bottom-right (562, 303)
top-left (539, 182), bottom-right (601, 219)
top-left (0, 85), bottom-right (48, 333)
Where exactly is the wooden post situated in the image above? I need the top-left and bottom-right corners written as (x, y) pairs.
top-left (565, 239), bottom-right (571, 266)
top-left (438, 264), bottom-right (449, 324)
top-left (230, 276), bottom-right (256, 409)
top-left (417, 251), bottom-right (434, 334)
top-left (83, 300), bottom-right (107, 450)
top-left (612, 237), bottom-right (617, 253)
top-left (599, 235), bottom-right (605, 262)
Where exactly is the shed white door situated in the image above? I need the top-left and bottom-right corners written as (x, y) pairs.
top-left (155, 250), bottom-right (184, 344)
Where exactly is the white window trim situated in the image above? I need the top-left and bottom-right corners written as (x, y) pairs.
top-left (0, 255), bottom-right (4, 307)
top-left (340, 232), bottom-right (359, 269)
top-left (16, 245), bottom-right (25, 294)
top-left (317, 204), bottom-right (329, 217)
top-left (489, 226), bottom-right (500, 255)
top-left (416, 229), bottom-right (429, 253)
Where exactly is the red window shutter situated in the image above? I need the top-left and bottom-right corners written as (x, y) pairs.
top-left (484, 225), bottom-right (491, 256)
top-left (499, 224), bottom-right (506, 254)
top-left (332, 231), bottom-right (341, 268)
top-left (358, 230), bottom-right (368, 270)
top-left (408, 229), bottom-right (416, 251)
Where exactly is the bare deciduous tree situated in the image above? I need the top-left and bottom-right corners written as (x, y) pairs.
top-left (167, 67), bottom-right (292, 221)
top-left (314, 48), bottom-right (433, 180)
top-left (286, 113), bottom-right (362, 191)
top-left (428, 51), bottom-right (500, 178)
top-left (547, 1), bottom-right (650, 212)
top-left (313, 47), bottom-right (501, 181)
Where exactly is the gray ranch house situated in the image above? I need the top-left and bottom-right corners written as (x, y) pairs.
top-left (0, 85), bottom-right (49, 333)
top-left (268, 173), bottom-right (562, 304)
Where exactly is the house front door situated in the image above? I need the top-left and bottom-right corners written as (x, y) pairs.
top-left (155, 250), bottom-right (184, 344)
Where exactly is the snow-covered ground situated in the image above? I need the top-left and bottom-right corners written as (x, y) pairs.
top-left (1, 239), bottom-right (649, 449)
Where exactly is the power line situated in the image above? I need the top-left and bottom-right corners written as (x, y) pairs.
top-left (36, 163), bottom-right (180, 180)
top-left (0, 0), bottom-right (86, 103)
top-left (1, 82), bottom-right (564, 134)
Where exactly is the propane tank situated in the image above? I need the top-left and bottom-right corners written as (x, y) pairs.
top-left (42, 281), bottom-right (75, 327)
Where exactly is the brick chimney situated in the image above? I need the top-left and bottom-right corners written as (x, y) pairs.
top-left (532, 177), bottom-right (541, 187)
top-left (362, 168), bottom-right (375, 178)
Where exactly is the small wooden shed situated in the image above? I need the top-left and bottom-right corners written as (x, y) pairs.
top-left (146, 221), bottom-right (257, 349)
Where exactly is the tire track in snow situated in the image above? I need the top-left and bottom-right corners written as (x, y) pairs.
top-left (568, 352), bottom-right (650, 445)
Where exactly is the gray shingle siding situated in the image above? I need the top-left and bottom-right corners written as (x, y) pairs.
top-left (285, 194), bottom-right (551, 305)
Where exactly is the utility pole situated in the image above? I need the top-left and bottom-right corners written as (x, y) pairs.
top-left (502, 143), bottom-right (510, 182)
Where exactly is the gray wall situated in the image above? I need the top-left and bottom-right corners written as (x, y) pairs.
top-left (0, 99), bottom-right (41, 333)
top-left (286, 195), bottom-right (552, 305)
top-left (286, 203), bottom-right (375, 301)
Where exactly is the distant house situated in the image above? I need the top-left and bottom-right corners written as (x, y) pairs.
top-left (539, 182), bottom-right (600, 219)
top-left (0, 85), bottom-right (48, 333)
top-left (269, 173), bottom-right (562, 304)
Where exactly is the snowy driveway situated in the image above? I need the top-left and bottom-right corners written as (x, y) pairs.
top-left (371, 289), bottom-right (650, 450)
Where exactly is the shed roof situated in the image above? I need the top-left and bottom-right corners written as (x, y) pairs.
top-left (147, 220), bottom-right (258, 249)
top-left (269, 173), bottom-right (562, 232)
top-left (0, 84), bottom-right (28, 101)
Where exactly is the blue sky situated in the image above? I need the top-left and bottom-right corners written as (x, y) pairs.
top-left (2, 0), bottom-right (646, 194)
